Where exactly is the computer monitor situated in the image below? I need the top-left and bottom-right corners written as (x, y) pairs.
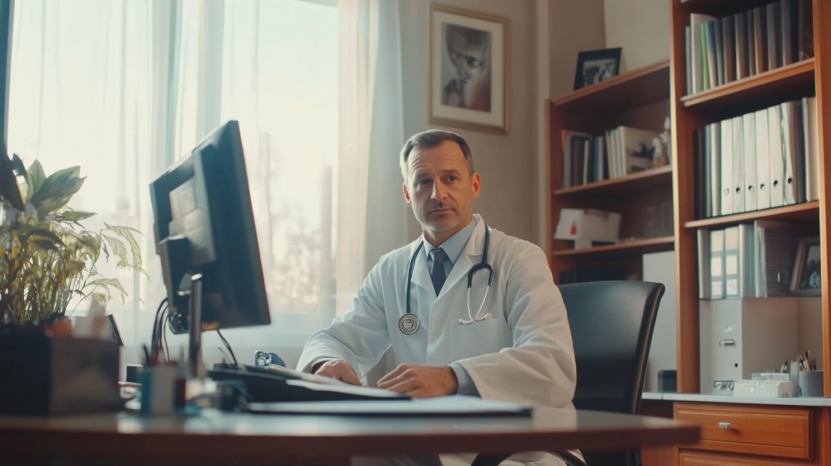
top-left (150, 120), bottom-right (271, 334)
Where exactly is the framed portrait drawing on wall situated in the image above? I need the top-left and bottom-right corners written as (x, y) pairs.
top-left (430, 5), bottom-right (509, 134)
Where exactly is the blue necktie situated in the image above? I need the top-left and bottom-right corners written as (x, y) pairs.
top-left (429, 249), bottom-right (448, 295)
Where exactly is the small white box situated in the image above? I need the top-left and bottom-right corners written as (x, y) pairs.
top-left (554, 208), bottom-right (621, 250)
top-left (734, 379), bottom-right (796, 398)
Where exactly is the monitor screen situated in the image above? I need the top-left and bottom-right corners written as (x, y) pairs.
top-left (150, 120), bottom-right (271, 332)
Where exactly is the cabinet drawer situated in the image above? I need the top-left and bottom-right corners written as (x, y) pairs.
top-left (680, 450), bottom-right (802, 466)
top-left (674, 403), bottom-right (812, 459)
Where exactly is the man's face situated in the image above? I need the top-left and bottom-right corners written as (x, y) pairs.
top-left (403, 141), bottom-right (480, 236)
top-left (447, 34), bottom-right (486, 85)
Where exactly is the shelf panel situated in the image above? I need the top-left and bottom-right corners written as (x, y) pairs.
top-left (553, 60), bottom-right (670, 115)
top-left (685, 202), bottom-right (819, 229)
top-left (551, 236), bottom-right (675, 258)
top-left (555, 165), bottom-right (673, 197)
top-left (681, 59), bottom-right (815, 110)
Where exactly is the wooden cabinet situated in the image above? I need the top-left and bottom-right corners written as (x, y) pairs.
top-left (681, 450), bottom-right (813, 466)
top-left (675, 403), bottom-right (812, 459)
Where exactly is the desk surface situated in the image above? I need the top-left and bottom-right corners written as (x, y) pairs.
top-left (0, 408), bottom-right (699, 460)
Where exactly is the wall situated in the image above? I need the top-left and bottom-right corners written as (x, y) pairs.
top-left (604, 0), bottom-right (671, 71)
top-left (548, 0), bottom-right (606, 100)
top-left (399, 0), bottom-right (536, 243)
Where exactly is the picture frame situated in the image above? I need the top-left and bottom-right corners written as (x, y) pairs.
top-left (574, 47), bottom-right (622, 91)
top-left (790, 236), bottom-right (822, 297)
top-left (430, 5), bottom-right (509, 135)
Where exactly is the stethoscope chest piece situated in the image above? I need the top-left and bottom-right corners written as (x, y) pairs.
top-left (398, 314), bottom-right (420, 335)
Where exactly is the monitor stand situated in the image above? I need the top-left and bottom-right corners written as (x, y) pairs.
top-left (178, 270), bottom-right (205, 379)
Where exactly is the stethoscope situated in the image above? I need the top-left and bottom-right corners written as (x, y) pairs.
top-left (398, 226), bottom-right (493, 335)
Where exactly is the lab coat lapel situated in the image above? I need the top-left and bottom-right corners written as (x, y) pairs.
top-left (408, 240), bottom-right (434, 294)
top-left (437, 216), bottom-right (486, 299)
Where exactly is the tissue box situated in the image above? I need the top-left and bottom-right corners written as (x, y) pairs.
top-left (0, 335), bottom-right (121, 415)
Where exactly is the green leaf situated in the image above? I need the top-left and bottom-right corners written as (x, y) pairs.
top-left (0, 151), bottom-right (24, 211)
top-left (105, 224), bottom-right (143, 272)
top-left (58, 209), bottom-right (96, 222)
top-left (32, 239), bottom-right (57, 251)
top-left (91, 291), bottom-right (107, 303)
top-left (102, 235), bottom-right (129, 267)
top-left (27, 161), bottom-right (46, 198)
top-left (28, 166), bottom-right (81, 208)
top-left (22, 229), bottom-right (65, 247)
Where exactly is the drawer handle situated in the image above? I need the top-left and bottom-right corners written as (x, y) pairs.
top-left (718, 422), bottom-right (731, 429)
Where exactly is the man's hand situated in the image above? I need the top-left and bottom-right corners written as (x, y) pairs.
top-left (312, 359), bottom-right (361, 386)
top-left (376, 364), bottom-right (458, 398)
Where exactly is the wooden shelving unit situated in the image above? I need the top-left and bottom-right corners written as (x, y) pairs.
top-left (551, 236), bottom-right (675, 257)
top-left (669, 0), bottom-right (831, 400)
top-left (684, 202), bottom-right (819, 229)
top-left (680, 59), bottom-right (815, 110)
top-left (555, 165), bottom-right (673, 197)
top-left (546, 60), bottom-right (674, 285)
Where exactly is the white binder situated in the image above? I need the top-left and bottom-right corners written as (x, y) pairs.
top-left (732, 116), bottom-right (745, 214)
top-left (754, 109), bottom-right (771, 210)
top-left (743, 114), bottom-right (757, 212)
top-left (781, 102), bottom-right (797, 205)
top-left (768, 105), bottom-right (785, 207)
top-left (709, 123), bottom-right (722, 217)
top-left (720, 119), bottom-right (733, 216)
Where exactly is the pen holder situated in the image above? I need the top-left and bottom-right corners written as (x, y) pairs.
top-left (798, 371), bottom-right (824, 397)
top-left (140, 365), bottom-right (179, 415)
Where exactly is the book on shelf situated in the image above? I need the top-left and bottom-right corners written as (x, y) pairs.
top-left (698, 221), bottom-right (813, 300)
top-left (692, 97), bottom-right (818, 220)
top-left (684, 0), bottom-right (813, 96)
top-left (560, 126), bottom-right (660, 188)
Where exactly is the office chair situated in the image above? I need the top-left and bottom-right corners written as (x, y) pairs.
top-left (472, 280), bottom-right (665, 466)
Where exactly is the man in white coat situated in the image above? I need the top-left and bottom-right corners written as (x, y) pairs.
top-left (297, 130), bottom-right (577, 466)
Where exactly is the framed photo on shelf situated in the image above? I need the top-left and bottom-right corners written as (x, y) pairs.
top-left (430, 5), bottom-right (509, 134)
top-left (574, 47), bottom-right (622, 90)
top-left (790, 236), bottom-right (822, 297)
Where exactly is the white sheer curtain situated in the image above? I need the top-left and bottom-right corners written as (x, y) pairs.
top-left (7, 0), bottom-right (405, 367)
top-left (337, 0), bottom-right (407, 317)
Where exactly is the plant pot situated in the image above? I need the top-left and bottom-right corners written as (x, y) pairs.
top-left (0, 335), bottom-right (121, 415)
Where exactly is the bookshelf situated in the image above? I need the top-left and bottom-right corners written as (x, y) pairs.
top-left (546, 60), bottom-right (674, 285)
top-left (670, 0), bottom-right (831, 401)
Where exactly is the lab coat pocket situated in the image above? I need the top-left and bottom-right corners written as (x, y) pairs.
top-left (452, 317), bottom-right (507, 360)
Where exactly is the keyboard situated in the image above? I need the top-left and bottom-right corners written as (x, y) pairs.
top-left (209, 364), bottom-right (409, 403)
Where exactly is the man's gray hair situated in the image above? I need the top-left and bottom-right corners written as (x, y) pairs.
top-left (399, 130), bottom-right (474, 180)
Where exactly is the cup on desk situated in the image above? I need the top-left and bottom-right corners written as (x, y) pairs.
top-left (798, 370), bottom-right (824, 397)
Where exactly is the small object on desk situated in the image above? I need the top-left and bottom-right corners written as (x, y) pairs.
top-left (733, 379), bottom-right (795, 398)
top-left (658, 370), bottom-right (677, 392)
top-left (798, 370), bottom-right (824, 397)
top-left (140, 364), bottom-right (176, 415)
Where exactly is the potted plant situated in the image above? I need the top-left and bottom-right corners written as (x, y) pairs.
top-left (0, 149), bottom-right (143, 415)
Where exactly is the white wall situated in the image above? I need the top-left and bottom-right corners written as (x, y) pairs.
top-left (549, 0), bottom-right (606, 99)
top-left (604, 0), bottom-right (671, 71)
top-left (399, 0), bottom-right (536, 244)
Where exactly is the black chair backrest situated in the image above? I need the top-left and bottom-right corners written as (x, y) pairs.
top-left (560, 281), bottom-right (664, 416)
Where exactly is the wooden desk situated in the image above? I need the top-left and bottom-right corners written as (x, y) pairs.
top-left (0, 408), bottom-right (699, 466)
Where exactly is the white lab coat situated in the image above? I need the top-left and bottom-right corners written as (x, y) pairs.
top-left (297, 215), bottom-right (577, 466)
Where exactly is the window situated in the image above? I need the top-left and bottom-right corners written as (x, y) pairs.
top-left (8, 0), bottom-right (339, 358)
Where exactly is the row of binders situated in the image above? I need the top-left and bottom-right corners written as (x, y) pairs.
top-left (693, 97), bottom-right (819, 220)
top-left (561, 127), bottom-right (659, 188)
top-left (698, 221), bottom-right (812, 300)
top-left (685, 0), bottom-right (814, 96)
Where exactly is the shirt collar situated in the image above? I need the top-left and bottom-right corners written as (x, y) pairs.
top-left (423, 216), bottom-right (478, 265)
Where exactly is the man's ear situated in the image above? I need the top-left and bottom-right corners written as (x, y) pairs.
top-left (403, 183), bottom-right (413, 206)
top-left (471, 173), bottom-right (481, 200)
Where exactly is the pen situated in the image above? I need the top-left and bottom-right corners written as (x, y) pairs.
top-left (813, 356), bottom-right (817, 371)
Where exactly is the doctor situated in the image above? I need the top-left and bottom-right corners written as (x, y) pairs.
top-left (297, 130), bottom-right (577, 465)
